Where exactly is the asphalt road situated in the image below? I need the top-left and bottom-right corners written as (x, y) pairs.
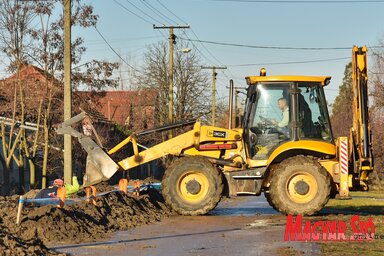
top-left (52, 195), bottom-right (321, 256)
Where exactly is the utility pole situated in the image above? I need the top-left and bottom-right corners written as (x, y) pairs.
top-left (153, 24), bottom-right (190, 138)
top-left (201, 66), bottom-right (227, 126)
top-left (63, 0), bottom-right (72, 185)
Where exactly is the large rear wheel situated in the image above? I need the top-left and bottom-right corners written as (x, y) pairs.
top-left (162, 156), bottom-right (223, 215)
top-left (269, 156), bottom-right (330, 215)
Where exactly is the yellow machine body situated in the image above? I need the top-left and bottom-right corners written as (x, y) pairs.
top-left (57, 46), bottom-right (373, 216)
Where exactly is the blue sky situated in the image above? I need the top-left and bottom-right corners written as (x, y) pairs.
top-left (3, 0), bottom-right (384, 104)
top-left (77, 0), bottom-right (383, 104)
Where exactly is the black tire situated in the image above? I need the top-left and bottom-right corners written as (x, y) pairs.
top-left (162, 156), bottom-right (223, 215)
top-left (264, 191), bottom-right (278, 211)
top-left (269, 156), bottom-right (331, 215)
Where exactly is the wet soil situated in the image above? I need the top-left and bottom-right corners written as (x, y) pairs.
top-left (53, 195), bottom-right (319, 256)
top-left (0, 182), bottom-right (173, 255)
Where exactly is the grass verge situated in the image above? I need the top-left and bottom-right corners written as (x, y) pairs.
top-left (320, 191), bottom-right (384, 256)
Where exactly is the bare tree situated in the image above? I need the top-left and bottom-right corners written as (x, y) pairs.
top-left (370, 40), bottom-right (384, 182)
top-left (371, 40), bottom-right (384, 109)
top-left (0, 85), bottom-right (24, 195)
top-left (29, 1), bottom-right (119, 89)
top-left (0, 0), bottom-right (36, 194)
top-left (0, 0), bottom-right (120, 192)
top-left (0, 0), bottom-right (35, 72)
top-left (132, 41), bottom-right (211, 132)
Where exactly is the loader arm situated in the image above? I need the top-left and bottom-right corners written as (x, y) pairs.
top-left (110, 121), bottom-right (243, 171)
top-left (109, 128), bottom-right (198, 170)
top-left (57, 113), bottom-right (243, 187)
top-left (351, 45), bottom-right (373, 180)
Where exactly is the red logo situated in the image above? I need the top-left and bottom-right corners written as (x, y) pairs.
top-left (284, 215), bottom-right (376, 241)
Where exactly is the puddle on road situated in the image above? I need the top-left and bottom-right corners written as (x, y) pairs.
top-left (210, 207), bottom-right (277, 216)
top-left (245, 218), bottom-right (286, 229)
top-left (209, 195), bottom-right (279, 216)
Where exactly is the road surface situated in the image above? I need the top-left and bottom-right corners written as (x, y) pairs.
top-left (52, 195), bottom-right (321, 255)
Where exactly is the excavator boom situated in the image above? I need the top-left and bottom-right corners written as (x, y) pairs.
top-left (351, 46), bottom-right (373, 179)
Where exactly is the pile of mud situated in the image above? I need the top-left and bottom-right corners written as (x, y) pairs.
top-left (0, 185), bottom-right (172, 255)
top-left (0, 225), bottom-right (64, 256)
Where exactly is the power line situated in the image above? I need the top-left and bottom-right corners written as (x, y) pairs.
top-left (189, 31), bottom-right (228, 65)
top-left (125, 0), bottom-right (164, 24)
top-left (208, 0), bottom-right (384, 3)
top-left (150, 1), bottom-right (228, 67)
top-left (94, 26), bottom-right (140, 73)
top-left (113, 0), bottom-right (155, 24)
top-left (179, 38), bottom-right (384, 50)
top-left (227, 56), bottom-right (351, 66)
top-left (150, 1), bottom-right (220, 66)
top-left (140, 0), bottom-right (177, 25)
top-left (180, 30), bottom-right (216, 66)
top-left (85, 35), bottom-right (162, 45)
top-left (0, 56), bottom-right (370, 76)
top-left (182, 30), bottom-right (239, 83)
top-left (145, 1), bottom-right (236, 82)
top-left (155, 0), bottom-right (189, 24)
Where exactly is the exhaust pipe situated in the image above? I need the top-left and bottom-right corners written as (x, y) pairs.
top-left (228, 79), bottom-right (234, 130)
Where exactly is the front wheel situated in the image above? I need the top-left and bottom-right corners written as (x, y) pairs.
top-left (269, 156), bottom-right (331, 215)
top-left (162, 156), bottom-right (223, 215)
top-left (264, 190), bottom-right (278, 211)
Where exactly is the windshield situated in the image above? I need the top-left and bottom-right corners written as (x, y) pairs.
top-left (246, 83), bottom-right (291, 160)
top-left (244, 82), bottom-right (333, 160)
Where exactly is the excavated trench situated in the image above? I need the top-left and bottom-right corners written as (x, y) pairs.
top-left (0, 182), bottom-right (173, 256)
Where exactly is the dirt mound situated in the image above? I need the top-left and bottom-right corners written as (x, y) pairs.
top-left (0, 195), bottom-right (65, 256)
top-left (0, 226), bottom-right (64, 256)
top-left (0, 187), bottom-right (173, 254)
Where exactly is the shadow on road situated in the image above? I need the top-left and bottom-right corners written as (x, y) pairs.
top-left (51, 226), bottom-right (242, 250)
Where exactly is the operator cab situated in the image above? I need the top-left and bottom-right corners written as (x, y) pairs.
top-left (243, 72), bottom-right (333, 160)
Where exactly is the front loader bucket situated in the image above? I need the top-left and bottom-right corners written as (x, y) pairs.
top-left (80, 136), bottom-right (120, 187)
top-left (56, 112), bottom-right (120, 187)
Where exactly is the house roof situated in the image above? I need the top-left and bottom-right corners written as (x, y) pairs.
top-left (4, 65), bottom-right (58, 83)
top-left (77, 90), bottom-right (157, 128)
top-left (0, 65), bottom-right (62, 119)
top-left (0, 65), bottom-right (157, 130)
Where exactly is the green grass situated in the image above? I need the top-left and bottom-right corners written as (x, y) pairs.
top-left (324, 191), bottom-right (384, 214)
top-left (319, 191), bottom-right (384, 256)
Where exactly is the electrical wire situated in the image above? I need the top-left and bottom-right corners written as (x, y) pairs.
top-left (113, 0), bottom-right (154, 24)
top-left (94, 25), bottom-right (141, 73)
top-left (179, 38), bottom-right (384, 50)
top-left (111, 0), bottom-right (169, 61)
top-left (85, 35), bottom-right (162, 45)
top-left (151, 1), bottom-right (229, 73)
top-left (227, 56), bottom-right (351, 66)
top-left (208, 0), bottom-right (384, 3)
top-left (113, 0), bottom-right (236, 84)
top-left (124, 0), bottom-right (165, 24)
top-left (155, 0), bottom-right (189, 24)
top-left (140, 0), bottom-right (177, 25)
top-left (152, 2), bottom-right (220, 76)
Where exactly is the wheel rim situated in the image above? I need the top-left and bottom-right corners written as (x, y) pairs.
top-left (286, 172), bottom-right (318, 204)
top-left (178, 171), bottom-right (209, 204)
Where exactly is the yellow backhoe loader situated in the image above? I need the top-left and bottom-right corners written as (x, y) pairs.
top-left (57, 46), bottom-right (373, 216)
